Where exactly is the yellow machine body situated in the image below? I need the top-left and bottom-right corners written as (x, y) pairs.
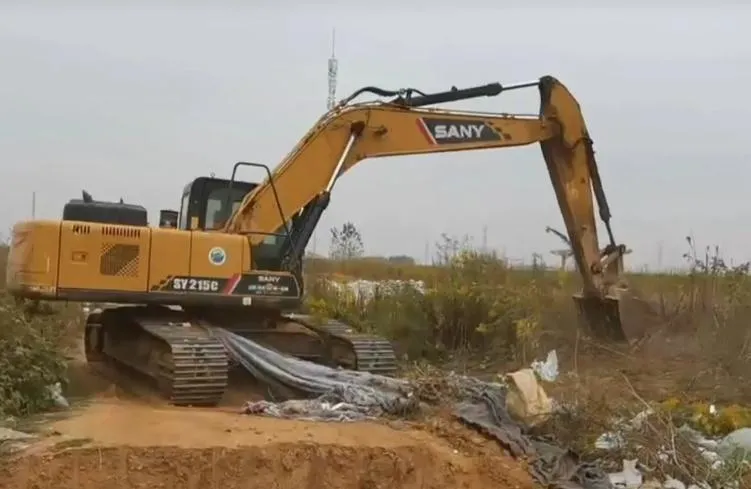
top-left (7, 220), bottom-right (300, 309)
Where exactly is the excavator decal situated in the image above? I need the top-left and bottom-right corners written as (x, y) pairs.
top-left (151, 273), bottom-right (300, 297)
top-left (417, 117), bottom-right (503, 144)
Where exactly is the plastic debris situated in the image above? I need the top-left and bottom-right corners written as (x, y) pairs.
top-left (531, 349), bottom-right (559, 382)
top-left (594, 414), bottom-right (751, 489)
top-left (505, 367), bottom-right (553, 427)
top-left (595, 409), bottom-right (655, 451)
top-left (608, 459), bottom-right (642, 488)
top-left (46, 382), bottom-right (70, 409)
top-left (662, 477), bottom-right (686, 489)
top-left (0, 427), bottom-right (35, 455)
top-left (0, 427), bottom-right (33, 442)
top-left (243, 398), bottom-right (377, 422)
top-left (717, 427), bottom-right (751, 460)
top-left (322, 278), bottom-right (425, 303)
top-left (595, 431), bottom-right (626, 450)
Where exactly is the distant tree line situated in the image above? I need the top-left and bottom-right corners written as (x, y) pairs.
top-left (317, 221), bottom-right (416, 265)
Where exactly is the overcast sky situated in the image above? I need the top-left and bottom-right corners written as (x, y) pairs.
top-left (1, 4), bottom-right (749, 270)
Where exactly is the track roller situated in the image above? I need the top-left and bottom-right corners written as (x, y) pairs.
top-left (289, 315), bottom-right (398, 376)
top-left (85, 306), bottom-right (229, 406)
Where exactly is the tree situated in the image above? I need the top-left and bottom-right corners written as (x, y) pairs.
top-left (329, 222), bottom-right (364, 260)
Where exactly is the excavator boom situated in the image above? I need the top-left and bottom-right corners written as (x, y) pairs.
top-left (223, 75), bottom-right (640, 341)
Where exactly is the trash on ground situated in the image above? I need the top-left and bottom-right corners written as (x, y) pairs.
top-left (608, 459), bottom-right (642, 488)
top-left (0, 426), bottom-right (35, 455)
top-left (596, 431), bottom-right (626, 451)
top-left (718, 427), bottom-right (751, 461)
top-left (531, 349), bottom-right (559, 382)
top-left (323, 278), bottom-right (426, 303)
top-left (505, 367), bottom-right (553, 427)
top-left (594, 408), bottom-right (655, 451)
top-left (47, 382), bottom-right (70, 409)
top-left (214, 327), bottom-right (418, 419)
top-left (243, 397), bottom-right (379, 422)
top-left (0, 427), bottom-right (34, 442)
top-left (592, 407), bottom-right (751, 488)
top-left (217, 328), bottom-right (609, 489)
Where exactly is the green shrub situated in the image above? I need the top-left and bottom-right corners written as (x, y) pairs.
top-left (305, 238), bottom-right (571, 364)
top-left (305, 232), bottom-right (751, 375)
top-left (0, 294), bottom-right (69, 417)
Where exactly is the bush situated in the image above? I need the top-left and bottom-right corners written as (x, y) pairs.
top-left (305, 235), bottom-right (576, 364)
top-left (0, 245), bottom-right (72, 418)
top-left (0, 293), bottom-right (72, 417)
top-left (304, 232), bottom-right (751, 376)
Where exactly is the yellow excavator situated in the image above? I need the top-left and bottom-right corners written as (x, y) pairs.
top-left (6, 75), bottom-right (643, 406)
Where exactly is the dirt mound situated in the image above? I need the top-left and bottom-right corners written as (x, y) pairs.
top-left (2, 443), bottom-right (527, 489)
top-left (0, 401), bottom-right (535, 489)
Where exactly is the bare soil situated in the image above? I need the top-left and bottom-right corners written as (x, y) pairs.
top-left (0, 353), bottom-right (536, 489)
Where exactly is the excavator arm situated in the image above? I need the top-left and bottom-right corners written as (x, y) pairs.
top-left (224, 75), bottom-right (639, 341)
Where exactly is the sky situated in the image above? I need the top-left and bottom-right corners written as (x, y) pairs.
top-left (1, 4), bottom-right (749, 271)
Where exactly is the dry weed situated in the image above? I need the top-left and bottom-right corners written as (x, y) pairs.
top-left (306, 235), bottom-right (751, 486)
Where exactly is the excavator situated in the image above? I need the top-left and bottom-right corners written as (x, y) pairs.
top-left (6, 75), bottom-right (644, 407)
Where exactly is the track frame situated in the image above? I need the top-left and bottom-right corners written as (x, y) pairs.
top-left (84, 304), bottom-right (397, 407)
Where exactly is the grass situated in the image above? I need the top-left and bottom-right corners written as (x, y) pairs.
top-left (304, 237), bottom-right (751, 370)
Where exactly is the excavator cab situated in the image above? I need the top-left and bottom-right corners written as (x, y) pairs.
top-left (176, 175), bottom-right (298, 272)
top-left (177, 176), bottom-right (257, 232)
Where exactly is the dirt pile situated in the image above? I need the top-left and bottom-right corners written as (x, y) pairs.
top-left (3, 444), bottom-right (515, 489)
top-left (0, 402), bottom-right (536, 489)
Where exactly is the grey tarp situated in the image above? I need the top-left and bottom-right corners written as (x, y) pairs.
top-left (454, 390), bottom-right (613, 489)
top-left (214, 328), bottom-right (613, 489)
top-left (213, 328), bottom-right (419, 418)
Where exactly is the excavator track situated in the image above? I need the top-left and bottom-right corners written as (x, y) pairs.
top-left (85, 306), bottom-right (396, 407)
top-left (86, 306), bottom-right (229, 407)
top-left (289, 315), bottom-right (398, 376)
top-left (138, 322), bottom-right (229, 406)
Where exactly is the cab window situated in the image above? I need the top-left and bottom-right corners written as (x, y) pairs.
top-left (205, 187), bottom-right (247, 229)
top-left (178, 192), bottom-right (190, 230)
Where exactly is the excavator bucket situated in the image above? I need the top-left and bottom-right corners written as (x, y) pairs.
top-left (573, 288), bottom-right (661, 343)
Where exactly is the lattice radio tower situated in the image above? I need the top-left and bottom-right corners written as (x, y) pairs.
top-left (312, 29), bottom-right (339, 256)
top-left (327, 29), bottom-right (338, 110)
